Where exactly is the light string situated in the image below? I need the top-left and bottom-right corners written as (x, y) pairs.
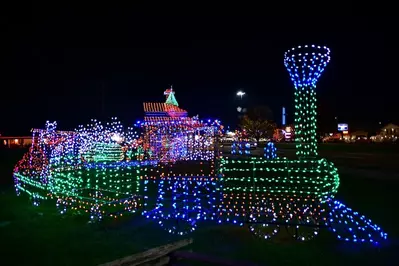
top-left (284, 45), bottom-right (330, 158)
top-left (14, 118), bottom-right (143, 220)
top-left (12, 71), bottom-right (388, 244)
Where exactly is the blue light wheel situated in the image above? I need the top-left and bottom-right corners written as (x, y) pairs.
top-left (56, 198), bottom-right (68, 215)
top-left (285, 204), bottom-right (321, 241)
top-left (249, 220), bottom-right (280, 240)
top-left (248, 200), bottom-right (280, 240)
top-left (155, 210), bottom-right (198, 236)
top-left (31, 194), bottom-right (41, 207)
top-left (285, 215), bottom-right (320, 241)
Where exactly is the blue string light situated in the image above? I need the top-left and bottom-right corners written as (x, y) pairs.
top-left (284, 45), bottom-right (331, 158)
top-left (264, 142), bottom-right (277, 159)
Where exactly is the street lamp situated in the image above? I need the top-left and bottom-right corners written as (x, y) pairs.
top-left (237, 91), bottom-right (245, 99)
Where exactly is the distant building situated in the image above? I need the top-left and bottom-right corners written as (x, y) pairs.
top-left (347, 131), bottom-right (370, 143)
top-left (380, 123), bottom-right (399, 138)
top-left (0, 136), bottom-right (32, 148)
top-left (372, 123), bottom-right (399, 142)
top-left (351, 130), bottom-right (368, 138)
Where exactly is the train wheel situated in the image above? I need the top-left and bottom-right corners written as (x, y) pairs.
top-left (248, 200), bottom-right (280, 240)
top-left (285, 214), bottom-right (320, 241)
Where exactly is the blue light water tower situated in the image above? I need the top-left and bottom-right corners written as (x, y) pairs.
top-left (284, 45), bottom-right (331, 158)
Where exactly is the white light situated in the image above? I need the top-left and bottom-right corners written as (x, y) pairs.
top-left (111, 133), bottom-right (122, 143)
top-left (236, 91), bottom-right (245, 97)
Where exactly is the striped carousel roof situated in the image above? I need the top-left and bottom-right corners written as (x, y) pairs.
top-left (144, 116), bottom-right (191, 122)
top-left (143, 102), bottom-right (188, 117)
top-left (143, 116), bottom-right (205, 128)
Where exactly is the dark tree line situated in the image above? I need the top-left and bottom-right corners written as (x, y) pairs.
top-left (239, 105), bottom-right (276, 143)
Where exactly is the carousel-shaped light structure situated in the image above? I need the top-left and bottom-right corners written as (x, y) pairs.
top-left (140, 88), bottom-right (223, 235)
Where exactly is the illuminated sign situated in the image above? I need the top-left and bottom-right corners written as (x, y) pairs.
top-left (338, 123), bottom-right (348, 131)
top-left (284, 126), bottom-right (292, 140)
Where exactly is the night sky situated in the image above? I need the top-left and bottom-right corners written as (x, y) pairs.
top-left (1, 11), bottom-right (396, 135)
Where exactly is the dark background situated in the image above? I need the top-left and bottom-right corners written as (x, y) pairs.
top-left (0, 9), bottom-right (395, 135)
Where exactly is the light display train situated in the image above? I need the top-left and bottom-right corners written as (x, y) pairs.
top-left (13, 46), bottom-right (387, 244)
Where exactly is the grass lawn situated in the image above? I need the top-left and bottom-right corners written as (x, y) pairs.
top-left (0, 148), bottom-right (397, 266)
